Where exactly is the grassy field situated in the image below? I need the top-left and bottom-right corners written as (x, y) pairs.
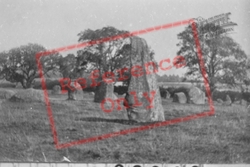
top-left (0, 89), bottom-right (250, 163)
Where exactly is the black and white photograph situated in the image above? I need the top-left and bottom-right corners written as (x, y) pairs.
top-left (0, 0), bottom-right (250, 164)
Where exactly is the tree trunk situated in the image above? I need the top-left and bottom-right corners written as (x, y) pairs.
top-left (20, 79), bottom-right (27, 89)
top-left (67, 79), bottom-right (76, 100)
top-left (25, 80), bottom-right (33, 89)
top-left (67, 89), bottom-right (75, 100)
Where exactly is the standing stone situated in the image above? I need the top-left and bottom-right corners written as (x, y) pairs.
top-left (124, 37), bottom-right (165, 122)
top-left (173, 92), bottom-right (187, 104)
top-left (225, 94), bottom-right (232, 106)
top-left (94, 82), bottom-right (116, 102)
top-left (52, 85), bottom-right (61, 95)
top-left (189, 87), bottom-right (204, 104)
top-left (94, 82), bottom-right (118, 111)
top-left (66, 81), bottom-right (84, 100)
top-left (188, 86), bottom-right (205, 104)
top-left (166, 90), bottom-right (171, 99)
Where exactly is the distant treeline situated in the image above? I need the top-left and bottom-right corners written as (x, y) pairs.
top-left (156, 74), bottom-right (185, 82)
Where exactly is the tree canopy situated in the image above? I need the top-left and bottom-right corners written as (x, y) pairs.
top-left (177, 22), bottom-right (247, 92)
top-left (0, 43), bottom-right (61, 88)
top-left (77, 26), bottom-right (131, 81)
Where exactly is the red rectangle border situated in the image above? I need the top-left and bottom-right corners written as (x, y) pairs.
top-left (35, 18), bottom-right (215, 149)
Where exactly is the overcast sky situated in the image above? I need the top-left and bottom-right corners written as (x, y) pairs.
top-left (0, 0), bottom-right (249, 76)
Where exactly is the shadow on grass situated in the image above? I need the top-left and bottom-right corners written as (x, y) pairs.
top-left (78, 117), bottom-right (155, 126)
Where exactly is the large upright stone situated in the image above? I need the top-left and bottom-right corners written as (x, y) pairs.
top-left (94, 82), bottom-right (116, 102)
top-left (188, 86), bottom-right (205, 104)
top-left (66, 81), bottom-right (84, 100)
top-left (225, 94), bottom-right (232, 106)
top-left (124, 37), bottom-right (165, 122)
top-left (165, 90), bottom-right (171, 99)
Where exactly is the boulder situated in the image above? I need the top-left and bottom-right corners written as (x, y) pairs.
top-left (217, 98), bottom-right (223, 104)
top-left (32, 79), bottom-right (42, 89)
top-left (0, 89), bottom-right (16, 100)
top-left (188, 86), bottom-right (205, 104)
top-left (233, 100), bottom-right (240, 104)
top-left (15, 82), bottom-right (23, 89)
top-left (225, 94), bottom-right (232, 106)
top-left (173, 92), bottom-right (187, 104)
top-left (9, 88), bottom-right (45, 102)
top-left (90, 92), bottom-right (95, 95)
top-left (241, 99), bottom-right (248, 106)
top-left (46, 79), bottom-right (61, 90)
top-left (51, 85), bottom-right (61, 95)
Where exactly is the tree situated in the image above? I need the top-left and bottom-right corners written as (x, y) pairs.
top-left (0, 51), bottom-right (9, 79)
top-left (76, 26), bottom-right (132, 102)
top-left (177, 22), bottom-right (247, 92)
top-left (77, 26), bottom-right (157, 83)
top-left (0, 43), bottom-right (61, 88)
top-left (77, 26), bottom-right (130, 80)
top-left (244, 56), bottom-right (250, 81)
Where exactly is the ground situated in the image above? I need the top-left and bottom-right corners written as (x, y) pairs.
top-left (0, 87), bottom-right (250, 163)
